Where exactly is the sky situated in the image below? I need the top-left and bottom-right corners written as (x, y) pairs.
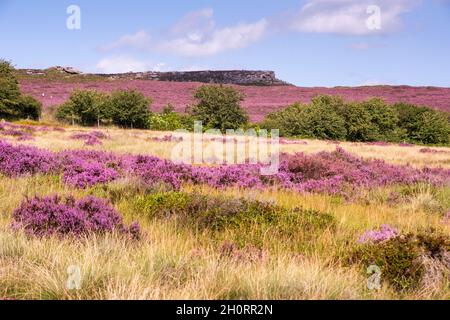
top-left (0, 0), bottom-right (449, 87)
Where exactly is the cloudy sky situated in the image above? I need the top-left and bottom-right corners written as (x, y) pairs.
top-left (0, 0), bottom-right (449, 87)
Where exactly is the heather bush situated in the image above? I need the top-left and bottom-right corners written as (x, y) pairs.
top-left (191, 85), bottom-right (248, 132)
top-left (0, 140), bottom-right (58, 176)
top-left (12, 195), bottom-right (140, 238)
top-left (349, 231), bottom-right (449, 292)
top-left (59, 150), bottom-right (121, 189)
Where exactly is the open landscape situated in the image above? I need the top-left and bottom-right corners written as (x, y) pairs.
top-left (1, 0), bottom-right (450, 305)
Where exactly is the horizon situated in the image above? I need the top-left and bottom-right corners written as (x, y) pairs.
top-left (1, 0), bottom-right (450, 87)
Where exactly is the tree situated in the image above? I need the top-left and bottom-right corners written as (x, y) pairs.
top-left (55, 90), bottom-right (109, 126)
top-left (191, 85), bottom-right (248, 132)
top-left (337, 102), bottom-right (376, 142)
top-left (0, 59), bottom-right (41, 120)
top-left (17, 95), bottom-right (42, 120)
top-left (361, 98), bottom-right (399, 141)
top-left (0, 60), bottom-right (21, 120)
top-left (300, 95), bottom-right (347, 140)
top-left (109, 90), bottom-right (151, 128)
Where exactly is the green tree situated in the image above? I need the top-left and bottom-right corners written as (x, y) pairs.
top-left (361, 98), bottom-right (399, 141)
top-left (191, 85), bottom-right (248, 132)
top-left (109, 90), bottom-right (151, 128)
top-left (56, 90), bottom-right (109, 126)
top-left (16, 95), bottom-right (42, 120)
top-left (0, 60), bottom-right (21, 120)
top-left (300, 95), bottom-right (347, 140)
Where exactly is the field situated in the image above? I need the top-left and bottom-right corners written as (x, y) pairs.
top-left (18, 73), bottom-right (450, 122)
top-left (0, 122), bottom-right (449, 300)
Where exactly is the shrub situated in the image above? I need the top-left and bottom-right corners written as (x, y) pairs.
top-left (360, 98), bottom-right (399, 141)
top-left (0, 140), bottom-right (58, 176)
top-left (261, 96), bottom-right (450, 145)
top-left (12, 195), bottom-right (140, 238)
top-left (260, 103), bottom-right (306, 137)
top-left (394, 103), bottom-right (450, 144)
top-left (109, 90), bottom-right (151, 129)
top-left (191, 85), bottom-right (248, 132)
top-left (134, 191), bottom-right (335, 248)
top-left (147, 105), bottom-right (188, 131)
top-left (350, 231), bottom-right (449, 292)
top-left (56, 90), bottom-right (109, 126)
top-left (16, 95), bottom-right (42, 121)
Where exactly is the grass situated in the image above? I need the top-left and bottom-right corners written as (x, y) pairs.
top-left (0, 124), bottom-right (449, 300)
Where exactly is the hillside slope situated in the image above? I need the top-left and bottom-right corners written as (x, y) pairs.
top-left (18, 71), bottom-right (450, 122)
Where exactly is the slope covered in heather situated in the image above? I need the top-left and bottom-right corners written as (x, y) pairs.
top-left (18, 71), bottom-right (450, 122)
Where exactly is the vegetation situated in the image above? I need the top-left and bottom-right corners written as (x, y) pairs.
top-left (191, 85), bottom-right (249, 132)
top-left (0, 60), bottom-right (41, 121)
top-left (0, 123), bottom-right (449, 300)
top-left (261, 95), bottom-right (450, 145)
top-left (56, 89), bottom-right (151, 129)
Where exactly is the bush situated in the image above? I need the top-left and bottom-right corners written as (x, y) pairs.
top-left (393, 103), bottom-right (450, 144)
top-left (299, 95), bottom-right (347, 140)
top-left (261, 103), bottom-right (306, 137)
top-left (191, 85), bottom-right (248, 132)
top-left (12, 195), bottom-right (140, 238)
top-left (109, 90), bottom-right (151, 129)
top-left (56, 90), bottom-right (109, 126)
top-left (336, 102), bottom-right (376, 142)
top-left (148, 104), bottom-right (186, 131)
top-left (16, 95), bottom-right (42, 120)
top-left (133, 191), bottom-right (335, 249)
top-left (349, 231), bottom-right (449, 292)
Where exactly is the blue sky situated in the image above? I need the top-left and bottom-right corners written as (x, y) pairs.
top-left (0, 0), bottom-right (449, 87)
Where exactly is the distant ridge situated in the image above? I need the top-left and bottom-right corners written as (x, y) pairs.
top-left (21, 67), bottom-right (290, 86)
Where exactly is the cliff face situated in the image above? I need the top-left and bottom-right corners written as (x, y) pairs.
top-left (96, 70), bottom-right (289, 86)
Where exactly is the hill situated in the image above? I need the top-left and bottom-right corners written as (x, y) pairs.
top-left (17, 68), bottom-right (450, 122)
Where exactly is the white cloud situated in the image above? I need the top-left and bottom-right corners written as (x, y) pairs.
top-left (290, 0), bottom-right (419, 35)
top-left (159, 15), bottom-right (268, 57)
top-left (95, 55), bottom-right (165, 73)
top-left (99, 30), bottom-right (151, 51)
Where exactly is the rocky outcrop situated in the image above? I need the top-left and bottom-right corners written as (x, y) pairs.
top-left (20, 67), bottom-right (289, 86)
top-left (97, 70), bottom-right (289, 86)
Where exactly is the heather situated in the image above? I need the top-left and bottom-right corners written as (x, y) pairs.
top-left (0, 140), bottom-right (449, 194)
top-left (11, 195), bottom-right (140, 238)
top-left (0, 126), bottom-right (449, 300)
top-left (18, 76), bottom-right (450, 122)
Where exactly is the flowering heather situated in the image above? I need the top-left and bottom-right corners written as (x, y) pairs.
top-left (70, 131), bottom-right (108, 146)
top-left (126, 155), bottom-right (191, 190)
top-left (58, 150), bottom-right (120, 188)
top-left (358, 225), bottom-right (399, 244)
top-left (19, 79), bottom-right (450, 122)
top-left (0, 140), bottom-right (58, 177)
top-left (1, 140), bottom-right (449, 194)
top-left (12, 195), bottom-right (140, 238)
